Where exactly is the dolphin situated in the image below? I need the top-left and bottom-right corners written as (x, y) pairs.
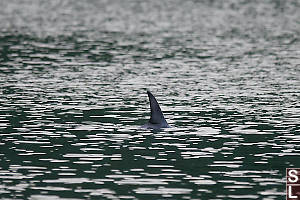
top-left (141, 91), bottom-right (170, 129)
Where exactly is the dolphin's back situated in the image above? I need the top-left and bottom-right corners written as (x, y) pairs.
top-left (148, 91), bottom-right (167, 124)
top-left (142, 91), bottom-right (170, 129)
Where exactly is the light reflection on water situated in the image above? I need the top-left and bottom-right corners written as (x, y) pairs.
top-left (0, 0), bottom-right (300, 199)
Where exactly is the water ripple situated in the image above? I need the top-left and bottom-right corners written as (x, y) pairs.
top-left (1, 1), bottom-right (299, 199)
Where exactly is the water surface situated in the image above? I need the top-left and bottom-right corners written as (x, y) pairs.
top-left (0, 1), bottom-right (299, 199)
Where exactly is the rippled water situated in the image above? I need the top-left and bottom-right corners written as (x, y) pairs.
top-left (0, 0), bottom-right (300, 199)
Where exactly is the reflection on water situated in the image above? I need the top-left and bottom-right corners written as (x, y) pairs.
top-left (0, 0), bottom-right (299, 199)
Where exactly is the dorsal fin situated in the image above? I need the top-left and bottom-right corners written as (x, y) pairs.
top-left (147, 91), bottom-right (168, 125)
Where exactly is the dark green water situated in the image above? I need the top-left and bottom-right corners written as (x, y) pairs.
top-left (0, 1), bottom-right (299, 199)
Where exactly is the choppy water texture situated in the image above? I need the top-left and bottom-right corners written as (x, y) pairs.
top-left (0, 0), bottom-right (300, 199)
